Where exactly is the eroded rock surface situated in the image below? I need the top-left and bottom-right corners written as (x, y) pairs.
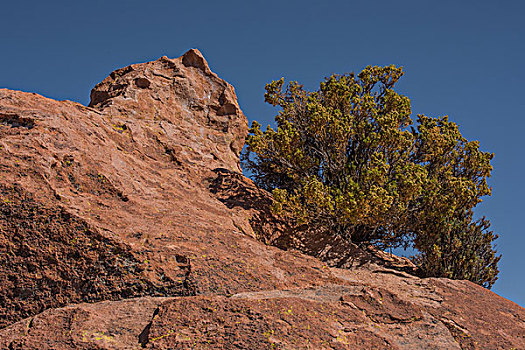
top-left (0, 49), bottom-right (523, 349)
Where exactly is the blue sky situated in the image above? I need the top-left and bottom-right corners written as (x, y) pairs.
top-left (1, 0), bottom-right (523, 306)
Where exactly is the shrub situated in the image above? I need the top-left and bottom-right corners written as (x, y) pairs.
top-left (243, 66), bottom-right (500, 287)
top-left (413, 210), bottom-right (500, 288)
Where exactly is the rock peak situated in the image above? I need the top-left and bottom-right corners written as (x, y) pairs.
top-left (181, 48), bottom-right (211, 74)
top-left (87, 49), bottom-right (248, 172)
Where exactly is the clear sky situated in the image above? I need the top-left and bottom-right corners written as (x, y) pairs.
top-left (1, 0), bottom-right (523, 306)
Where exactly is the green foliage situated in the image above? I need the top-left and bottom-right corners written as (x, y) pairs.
top-left (413, 210), bottom-right (500, 288)
top-left (243, 66), bottom-right (500, 288)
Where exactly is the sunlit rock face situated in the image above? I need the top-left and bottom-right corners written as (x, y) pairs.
top-left (89, 48), bottom-right (248, 173)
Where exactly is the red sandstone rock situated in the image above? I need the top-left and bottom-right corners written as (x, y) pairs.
top-left (0, 49), bottom-right (523, 349)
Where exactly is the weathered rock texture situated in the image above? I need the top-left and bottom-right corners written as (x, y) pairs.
top-left (0, 49), bottom-right (523, 349)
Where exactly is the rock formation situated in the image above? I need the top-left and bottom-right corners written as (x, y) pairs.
top-left (0, 49), bottom-right (523, 349)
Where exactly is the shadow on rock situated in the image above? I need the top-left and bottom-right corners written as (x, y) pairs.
top-left (208, 168), bottom-right (418, 275)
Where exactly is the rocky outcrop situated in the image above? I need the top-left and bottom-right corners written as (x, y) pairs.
top-left (0, 49), bottom-right (523, 349)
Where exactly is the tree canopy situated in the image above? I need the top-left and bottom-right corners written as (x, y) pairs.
top-left (243, 66), bottom-right (500, 288)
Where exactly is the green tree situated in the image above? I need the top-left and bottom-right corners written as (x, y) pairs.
top-left (243, 66), bottom-right (500, 288)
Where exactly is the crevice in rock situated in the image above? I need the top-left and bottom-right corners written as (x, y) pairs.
top-left (372, 269), bottom-right (415, 278)
top-left (138, 307), bottom-right (160, 348)
top-left (181, 257), bottom-right (197, 297)
top-left (0, 113), bottom-right (35, 129)
top-left (440, 317), bottom-right (476, 349)
top-left (163, 146), bottom-right (182, 166)
top-left (26, 317), bottom-right (34, 335)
